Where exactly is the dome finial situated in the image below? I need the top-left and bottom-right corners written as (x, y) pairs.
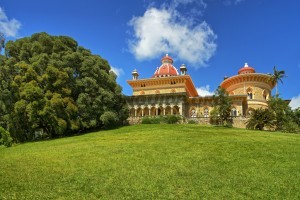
top-left (244, 63), bottom-right (248, 67)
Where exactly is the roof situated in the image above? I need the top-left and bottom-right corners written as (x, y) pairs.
top-left (152, 54), bottom-right (179, 77)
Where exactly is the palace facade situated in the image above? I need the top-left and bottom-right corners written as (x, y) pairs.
top-left (126, 54), bottom-right (275, 126)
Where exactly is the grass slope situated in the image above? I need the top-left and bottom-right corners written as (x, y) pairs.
top-left (0, 124), bottom-right (299, 199)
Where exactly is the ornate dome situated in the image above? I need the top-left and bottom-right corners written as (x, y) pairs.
top-left (238, 63), bottom-right (256, 74)
top-left (153, 54), bottom-right (179, 78)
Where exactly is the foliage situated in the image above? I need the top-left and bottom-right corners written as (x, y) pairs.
top-left (212, 87), bottom-right (233, 126)
top-left (0, 126), bottom-right (12, 147)
top-left (141, 115), bottom-right (181, 124)
top-left (141, 116), bottom-right (161, 124)
top-left (165, 115), bottom-right (181, 124)
top-left (0, 32), bottom-right (128, 142)
top-left (100, 111), bottom-right (119, 129)
top-left (209, 108), bottom-right (220, 125)
top-left (187, 119), bottom-right (198, 124)
top-left (0, 124), bottom-right (299, 199)
top-left (293, 107), bottom-right (300, 126)
top-left (268, 96), bottom-right (299, 132)
top-left (269, 66), bottom-right (286, 96)
top-left (246, 108), bottom-right (275, 130)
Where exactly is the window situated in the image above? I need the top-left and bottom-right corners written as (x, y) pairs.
top-left (204, 108), bottom-right (209, 118)
top-left (247, 88), bottom-right (253, 99)
top-left (231, 108), bottom-right (237, 117)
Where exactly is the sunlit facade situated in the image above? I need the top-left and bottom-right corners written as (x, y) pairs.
top-left (126, 54), bottom-right (275, 126)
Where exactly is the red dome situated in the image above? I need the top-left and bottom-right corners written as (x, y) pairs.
top-left (161, 54), bottom-right (173, 64)
top-left (238, 63), bottom-right (256, 74)
top-left (153, 54), bottom-right (179, 77)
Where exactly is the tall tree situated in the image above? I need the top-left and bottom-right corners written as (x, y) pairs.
top-left (270, 66), bottom-right (286, 96)
top-left (0, 32), bottom-right (128, 142)
top-left (211, 87), bottom-right (232, 126)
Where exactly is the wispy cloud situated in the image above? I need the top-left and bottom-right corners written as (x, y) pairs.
top-left (224, 0), bottom-right (246, 6)
top-left (0, 7), bottom-right (21, 37)
top-left (289, 94), bottom-right (300, 110)
top-left (110, 66), bottom-right (124, 77)
top-left (196, 85), bottom-right (214, 96)
top-left (128, 0), bottom-right (217, 68)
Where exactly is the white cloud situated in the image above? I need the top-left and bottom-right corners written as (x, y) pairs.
top-left (110, 66), bottom-right (124, 77)
top-left (128, 1), bottom-right (217, 68)
top-left (196, 85), bottom-right (214, 96)
top-left (0, 7), bottom-right (21, 37)
top-left (289, 94), bottom-right (300, 110)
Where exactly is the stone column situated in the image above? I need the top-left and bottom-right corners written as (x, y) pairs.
top-left (141, 105), bottom-right (144, 117)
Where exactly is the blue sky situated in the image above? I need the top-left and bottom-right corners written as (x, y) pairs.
top-left (1, 0), bottom-right (300, 108)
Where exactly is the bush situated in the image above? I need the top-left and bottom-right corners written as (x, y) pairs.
top-left (165, 115), bottom-right (181, 124)
top-left (281, 121), bottom-right (300, 133)
top-left (0, 127), bottom-right (13, 147)
top-left (141, 116), bottom-right (161, 124)
top-left (141, 117), bottom-right (152, 124)
top-left (100, 111), bottom-right (119, 129)
top-left (141, 115), bottom-right (181, 124)
top-left (188, 120), bottom-right (198, 124)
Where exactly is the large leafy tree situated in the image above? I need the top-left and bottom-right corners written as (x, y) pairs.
top-left (211, 87), bottom-right (232, 126)
top-left (270, 66), bottom-right (286, 96)
top-left (0, 32), bottom-right (128, 142)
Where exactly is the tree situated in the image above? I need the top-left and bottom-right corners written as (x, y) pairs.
top-left (268, 96), bottom-right (299, 133)
top-left (0, 126), bottom-right (13, 147)
top-left (270, 66), bottom-right (286, 96)
top-left (246, 108), bottom-right (275, 130)
top-left (211, 87), bottom-right (232, 126)
top-left (0, 32), bottom-right (128, 142)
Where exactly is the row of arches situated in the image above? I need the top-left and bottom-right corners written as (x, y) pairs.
top-left (189, 107), bottom-right (239, 118)
top-left (129, 106), bottom-right (180, 117)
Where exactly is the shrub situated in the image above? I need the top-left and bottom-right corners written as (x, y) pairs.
top-left (188, 120), bottom-right (198, 124)
top-left (100, 111), bottom-right (119, 129)
top-left (246, 108), bottom-right (275, 130)
top-left (165, 115), bottom-right (181, 124)
top-left (141, 116), bottom-right (161, 124)
top-left (0, 127), bottom-right (13, 147)
top-left (281, 121), bottom-right (300, 134)
top-left (141, 115), bottom-right (181, 124)
top-left (141, 117), bottom-right (152, 124)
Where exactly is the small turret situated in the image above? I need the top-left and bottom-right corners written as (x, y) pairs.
top-left (132, 69), bottom-right (139, 80)
top-left (180, 64), bottom-right (187, 75)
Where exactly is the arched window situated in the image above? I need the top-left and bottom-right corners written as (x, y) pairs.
top-left (144, 107), bottom-right (149, 116)
top-left (204, 108), bottom-right (209, 118)
top-left (263, 90), bottom-right (268, 100)
top-left (231, 108), bottom-right (237, 117)
top-left (247, 88), bottom-right (253, 99)
top-left (165, 106), bottom-right (171, 115)
top-left (190, 107), bottom-right (197, 118)
top-left (173, 106), bottom-right (179, 115)
top-left (136, 108), bottom-right (142, 117)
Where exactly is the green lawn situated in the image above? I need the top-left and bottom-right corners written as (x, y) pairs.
top-left (0, 124), bottom-right (299, 199)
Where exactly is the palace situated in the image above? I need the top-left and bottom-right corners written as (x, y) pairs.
top-left (126, 54), bottom-right (275, 127)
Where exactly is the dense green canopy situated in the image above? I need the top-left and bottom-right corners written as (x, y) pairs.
top-left (0, 32), bottom-right (128, 142)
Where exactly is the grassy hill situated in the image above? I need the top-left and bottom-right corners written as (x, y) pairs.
top-left (0, 124), bottom-right (299, 199)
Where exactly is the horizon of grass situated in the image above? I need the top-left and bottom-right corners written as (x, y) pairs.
top-left (0, 124), bottom-right (299, 199)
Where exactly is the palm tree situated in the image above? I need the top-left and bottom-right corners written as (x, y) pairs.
top-left (270, 66), bottom-right (286, 97)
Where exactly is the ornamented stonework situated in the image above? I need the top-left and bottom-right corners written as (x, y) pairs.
top-left (126, 55), bottom-right (275, 127)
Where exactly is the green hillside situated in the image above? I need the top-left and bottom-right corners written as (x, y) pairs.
top-left (0, 124), bottom-right (299, 199)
